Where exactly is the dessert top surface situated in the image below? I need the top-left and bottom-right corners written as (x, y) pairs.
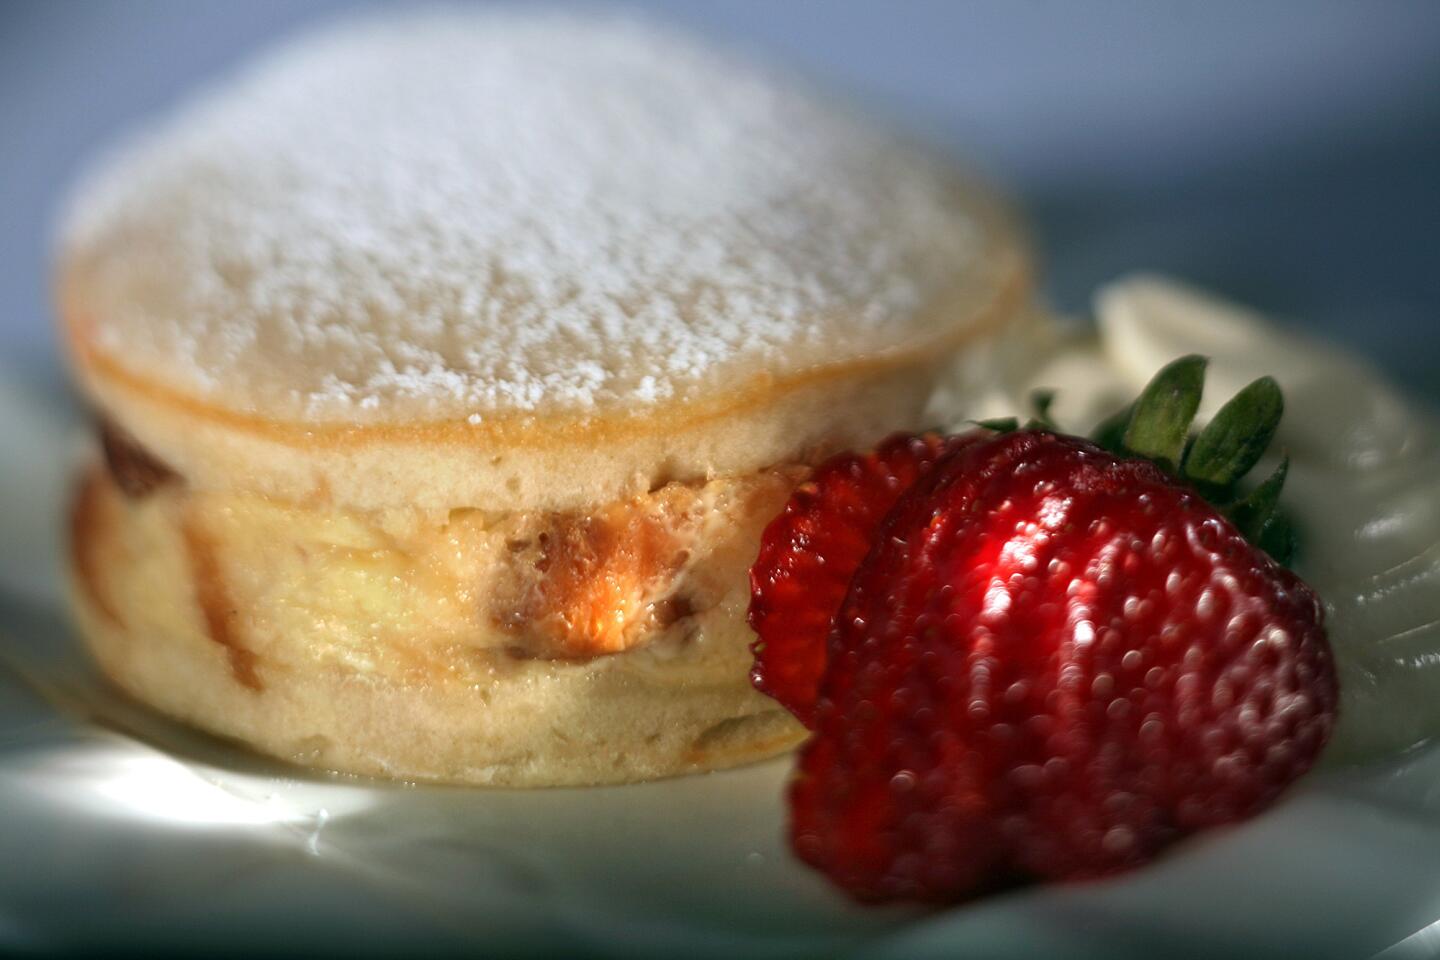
top-left (60, 11), bottom-right (1014, 425)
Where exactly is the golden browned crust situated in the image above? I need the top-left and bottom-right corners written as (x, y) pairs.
top-left (97, 418), bottom-right (179, 497)
top-left (68, 470), bottom-right (123, 628)
top-left (60, 250), bottom-right (1028, 452)
top-left (179, 511), bottom-right (263, 692)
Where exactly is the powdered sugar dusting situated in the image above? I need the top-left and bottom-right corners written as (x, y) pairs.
top-left (63, 9), bottom-right (986, 422)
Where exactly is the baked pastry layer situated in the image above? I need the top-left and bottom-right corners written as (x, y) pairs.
top-left (56, 11), bottom-right (1036, 786)
top-left (57, 10), bottom-right (1031, 514)
top-left (66, 302), bottom-right (1028, 515)
top-left (69, 460), bottom-right (807, 785)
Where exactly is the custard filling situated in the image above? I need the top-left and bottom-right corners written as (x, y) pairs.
top-left (75, 428), bottom-right (803, 690)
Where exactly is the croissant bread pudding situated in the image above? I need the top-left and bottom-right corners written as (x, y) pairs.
top-left (58, 12), bottom-right (1031, 786)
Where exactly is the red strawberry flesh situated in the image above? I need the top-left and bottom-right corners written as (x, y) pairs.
top-left (790, 431), bottom-right (1336, 902)
top-left (748, 432), bottom-right (977, 726)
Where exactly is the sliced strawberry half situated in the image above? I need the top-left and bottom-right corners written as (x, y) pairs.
top-left (789, 429), bottom-right (1336, 902)
top-left (748, 431), bottom-right (978, 726)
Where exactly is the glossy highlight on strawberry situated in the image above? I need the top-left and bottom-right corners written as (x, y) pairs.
top-left (789, 431), bottom-right (1335, 902)
top-left (749, 358), bottom-right (1338, 904)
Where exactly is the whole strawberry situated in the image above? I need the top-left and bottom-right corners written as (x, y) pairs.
top-left (751, 356), bottom-right (1338, 902)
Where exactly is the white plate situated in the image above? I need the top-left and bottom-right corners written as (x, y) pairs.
top-left (2, 372), bottom-right (1439, 959)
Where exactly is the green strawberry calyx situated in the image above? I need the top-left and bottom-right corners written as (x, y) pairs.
top-left (980, 355), bottom-right (1296, 565)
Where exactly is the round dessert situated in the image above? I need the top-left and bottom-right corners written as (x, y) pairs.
top-left (57, 12), bottom-right (1032, 785)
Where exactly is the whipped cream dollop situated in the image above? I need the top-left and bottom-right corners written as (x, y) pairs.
top-left (958, 275), bottom-right (1440, 764)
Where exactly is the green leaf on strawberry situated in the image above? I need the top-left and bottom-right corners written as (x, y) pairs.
top-left (1122, 354), bottom-right (1207, 468)
top-left (1079, 358), bottom-right (1293, 564)
top-left (1185, 375), bottom-right (1284, 488)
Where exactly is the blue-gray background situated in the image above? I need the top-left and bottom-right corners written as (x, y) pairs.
top-left (2, 0), bottom-right (1438, 400)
